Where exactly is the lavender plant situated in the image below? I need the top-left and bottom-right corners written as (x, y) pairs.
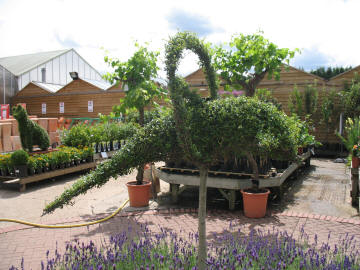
top-left (10, 222), bottom-right (360, 270)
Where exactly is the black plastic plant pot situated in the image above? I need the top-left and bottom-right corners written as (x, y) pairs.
top-left (50, 164), bottom-right (56, 170)
top-left (59, 163), bottom-right (65, 169)
top-left (100, 143), bottom-right (104, 152)
top-left (75, 159), bottom-right (81, 165)
top-left (110, 141), bottom-right (114, 151)
top-left (15, 165), bottom-right (28, 177)
top-left (36, 167), bottom-right (43, 174)
top-left (0, 168), bottom-right (8, 176)
top-left (28, 167), bottom-right (35, 176)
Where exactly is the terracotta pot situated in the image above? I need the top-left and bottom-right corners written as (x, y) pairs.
top-left (126, 181), bottom-right (151, 207)
top-left (352, 156), bottom-right (360, 169)
top-left (241, 189), bottom-right (270, 218)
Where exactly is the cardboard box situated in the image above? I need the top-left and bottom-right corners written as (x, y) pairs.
top-left (1, 123), bottom-right (12, 152)
top-left (48, 118), bottom-right (58, 132)
top-left (37, 118), bottom-right (48, 131)
top-left (10, 136), bottom-right (21, 151)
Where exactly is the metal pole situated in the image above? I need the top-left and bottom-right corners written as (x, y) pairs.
top-left (3, 67), bottom-right (5, 104)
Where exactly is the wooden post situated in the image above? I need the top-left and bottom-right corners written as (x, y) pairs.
top-left (351, 168), bottom-right (359, 206)
top-left (171, 184), bottom-right (180, 203)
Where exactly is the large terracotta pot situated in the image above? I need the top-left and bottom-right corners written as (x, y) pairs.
top-left (126, 181), bottom-right (151, 207)
top-left (352, 156), bottom-right (360, 169)
top-left (241, 189), bottom-right (270, 218)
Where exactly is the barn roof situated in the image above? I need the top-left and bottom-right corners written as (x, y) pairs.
top-left (0, 49), bottom-right (71, 76)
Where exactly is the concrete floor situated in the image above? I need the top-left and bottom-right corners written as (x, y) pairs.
top-left (274, 158), bottom-right (359, 218)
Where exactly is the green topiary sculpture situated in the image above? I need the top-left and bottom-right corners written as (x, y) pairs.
top-left (12, 105), bottom-right (50, 152)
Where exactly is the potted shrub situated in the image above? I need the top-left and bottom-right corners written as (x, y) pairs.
top-left (47, 153), bottom-right (57, 170)
top-left (0, 154), bottom-right (11, 176)
top-left (338, 117), bottom-right (360, 168)
top-left (11, 150), bottom-right (29, 177)
top-left (27, 156), bottom-right (36, 175)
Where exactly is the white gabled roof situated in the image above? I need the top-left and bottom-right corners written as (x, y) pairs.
top-left (81, 78), bottom-right (111, 90)
top-left (0, 49), bottom-right (71, 76)
top-left (32, 81), bottom-right (63, 93)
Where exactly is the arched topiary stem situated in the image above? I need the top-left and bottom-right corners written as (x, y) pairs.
top-left (165, 31), bottom-right (218, 270)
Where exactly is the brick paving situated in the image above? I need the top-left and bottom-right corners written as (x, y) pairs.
top-left (1, 208), bottom-right (360, 270)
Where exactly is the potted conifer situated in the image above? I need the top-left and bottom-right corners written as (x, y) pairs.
top-left (11, 150), bottom-right (29, 177)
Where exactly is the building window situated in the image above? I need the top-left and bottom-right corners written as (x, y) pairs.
top-left (41, 68), bottom-right (46, 83)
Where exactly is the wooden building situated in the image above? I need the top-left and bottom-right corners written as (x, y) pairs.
top-left (12, 78), bottom-right (125, 118)
top-left (185, 65), bottom-right (358, 144)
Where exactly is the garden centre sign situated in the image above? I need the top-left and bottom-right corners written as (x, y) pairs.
top-left (59, 102), bottom-right (64, 113)
top-left (88, 100), bottom-right (93, 112)
top-left (42, 103), bottom-right (46, 114)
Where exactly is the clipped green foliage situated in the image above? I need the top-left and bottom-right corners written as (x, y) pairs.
top-left (44, 96), bottom-right (303, 214)
top-left (12, 105), bottom-right (50, 152)
top-left (10, 150), bottom-right (29, 166)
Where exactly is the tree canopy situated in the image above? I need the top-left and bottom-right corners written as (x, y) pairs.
top-left (214, 32), bottom-right (298, 97)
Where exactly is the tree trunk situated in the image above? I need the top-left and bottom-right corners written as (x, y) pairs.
top-left (198, 166), bottom-right (208, 270)
top-left (246, 152), bottom-right (259, 189)
top-left (246, 86), bottom-right (256, 97)
top-left (136, 107), bottom-right (145, 185)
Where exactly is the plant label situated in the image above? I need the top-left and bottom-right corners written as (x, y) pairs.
top-left (101, 152), bottom-right (108, 159)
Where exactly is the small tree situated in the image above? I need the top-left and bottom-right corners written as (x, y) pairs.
top-left (320, 88), bottom-right (338, 139)
top-left (214, 32), bottom-right (297, 97)
top-left (104, 42), bottom-right (166, 185)
top-left (288, 82), bottom-right (318, 121)
top-left (340, 73), bottom-right (360, 119)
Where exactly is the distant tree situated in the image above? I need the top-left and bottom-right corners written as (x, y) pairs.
top-left (214, 32), bottom-right (298, 97)
top-left (310, 66), bottom-right (352, 80)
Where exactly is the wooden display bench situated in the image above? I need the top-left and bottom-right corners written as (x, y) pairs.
top-left (0, 162), bottom-right (96, 192)
top-left (156, 151), bottom-right (311, 210)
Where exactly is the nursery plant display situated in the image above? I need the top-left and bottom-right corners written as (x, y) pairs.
top-left (12, 104), bottom-right (50, 152)
top-left (10, 150), bottom-right (29, 177)
top-left (44, 32), bottom-right (309, 270)
top-left (0, 146), bottom-right (93, 178)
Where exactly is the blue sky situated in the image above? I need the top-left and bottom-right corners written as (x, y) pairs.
top-left (0, 0), bottom-right (359, 77)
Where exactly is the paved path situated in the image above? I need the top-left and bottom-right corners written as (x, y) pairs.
top-left (1, 209), bottom-right (360, 270)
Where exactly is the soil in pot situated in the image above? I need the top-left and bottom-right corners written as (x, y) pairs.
top-left (126, 181), bottom-right (152, 207)
top-left (241, 189), bottom-right (270, 218)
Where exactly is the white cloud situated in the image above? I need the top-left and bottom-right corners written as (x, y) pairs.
top-left (0, 0), bottom-right (359, 78)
